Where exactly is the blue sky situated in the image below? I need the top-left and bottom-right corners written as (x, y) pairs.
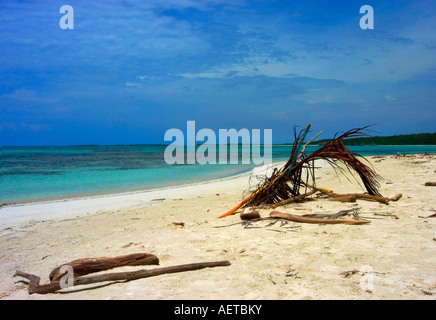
top-left (1, 0), bottom-right (435, 146)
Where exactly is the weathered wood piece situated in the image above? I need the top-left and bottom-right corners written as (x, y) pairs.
top-left (373, 213), bottom-right (399, 219)
top-left (49, 253), bottom-right (159, 281)
top-left (302, 209), bottom-right (359, 220)
top-left (332, 193), bottom-right (389, 204)
top-left (240, 207), bottom-right (260, 220)
top-left (390, 193), bottom-right (402, 201)
top-left (329, 195), bottom-right (357, 203)
top-left (266, 189), bottom-right (317, 209)
top-left (269, 211), bottom-right (370, 225)
top-left (316, 188), bottom-right (390, 204)
top-left (15, 260), bottom-right (231, 295)
top-left (172, 222), bottom-right (185, 227)
top-left (418, 212), bottom-right (436, 218)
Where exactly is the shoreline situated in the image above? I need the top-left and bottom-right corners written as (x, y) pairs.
top-left (0, 165), bottom-right (257, 208)
top-left (3, 146), bottom-right (436, 207)
top-left (0, 152), bottom-right (429, 227)
top-left (0, 166), bottom-right (259, 208)
top-left (0, 161), bottom-right (287, 228)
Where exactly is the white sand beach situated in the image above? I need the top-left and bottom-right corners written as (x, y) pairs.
top-left (0, 155), bottom-right (435, 300)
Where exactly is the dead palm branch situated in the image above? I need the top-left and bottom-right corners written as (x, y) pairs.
top-left (219, 124), bottom-right (382, 218)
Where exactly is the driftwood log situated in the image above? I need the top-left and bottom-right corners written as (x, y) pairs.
top-left (329, 195), bottom-right (357, 203)
top-left (341, 193), bottom-right (390, 204)
top-left (15, 260), bottom-right (231, 295)
top-left (327, 193), bottom-right (389, 204)
top-left (301, 208), bottom-right (360, 220)
top-left (266, 189), bottom-right (317, 209)
top-left (270, 211), bottom-right (370, 225)
top-left (267, 188), bottom-right (393, 209)
top-left (315, 188), bottom-right (390, 204)
top-left (49, 253), bottom-right (159, 281)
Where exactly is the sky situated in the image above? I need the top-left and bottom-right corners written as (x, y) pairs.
top-left (1, 0), bottom-right (435, 146)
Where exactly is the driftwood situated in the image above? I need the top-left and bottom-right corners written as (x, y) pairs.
top-left (315, 188), bottom-right (390, 204)
top-left (327, 193), bottom-right (389, 204)
top-left (240, 207), bottom-right (260, 220)
top-left (301, 208), bottom-right (360, 220)
top-left (424, 182), bottom-right (436, 186)
top-left (214, 217), bottom-right (301, 232)
top-left (15, 260), bottom-right (231, 295)
top-left (270, 211), bottom-right (370, 225)
top-left (418, 212), bottom-right (436, 218)
top-left (349, 193), bottom-right (390, 204)
top-left (266, 189), bottom-right (317, 209)
top-left (329, 195), bottom-right (357, 203)
top-left (373, 213), bottom-right (399, 219)
top-left (49, 253), bottom-right (159, 281)
top-left (390, 193), bottom-right (402, 202)
top-left (268, 187), bottom-right (393, 207)
top-left (172, 222), bottom-right (185, 227)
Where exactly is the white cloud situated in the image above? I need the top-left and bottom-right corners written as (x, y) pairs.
top-left (125, 81), bottom-right (138, 87)
top-left (177, 57), bottom-right (299, 80)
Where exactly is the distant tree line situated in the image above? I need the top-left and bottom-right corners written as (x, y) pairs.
top-left (310, 132), bottom-right (436, 146)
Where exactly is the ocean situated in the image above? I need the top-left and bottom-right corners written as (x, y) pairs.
top-left (2, 144), bottom-right (435, 205)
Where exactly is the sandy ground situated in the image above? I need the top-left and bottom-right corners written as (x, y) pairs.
top-left (0, 154), bottom-right (435, 300)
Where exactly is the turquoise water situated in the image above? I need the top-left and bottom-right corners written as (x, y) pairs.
top-left (1, 144), bottom-right (435, 204)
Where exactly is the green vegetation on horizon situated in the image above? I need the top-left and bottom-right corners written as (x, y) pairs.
top-left (309, 132), bottom-right (436, 146)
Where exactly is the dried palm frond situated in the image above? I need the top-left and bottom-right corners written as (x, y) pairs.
top-left (219, 124), bottom-right (382, 218)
